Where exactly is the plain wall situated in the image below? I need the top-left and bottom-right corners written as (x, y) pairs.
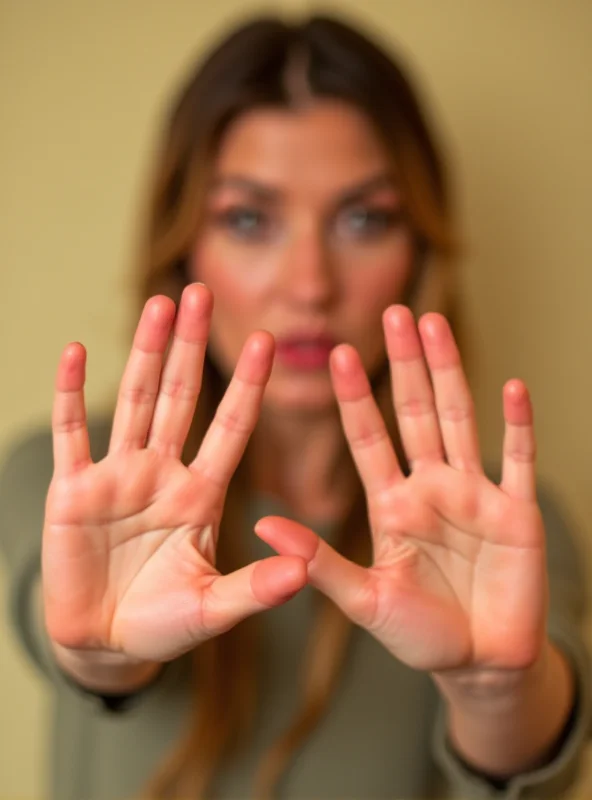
top-left (1, 1), bottom-right (591, 796)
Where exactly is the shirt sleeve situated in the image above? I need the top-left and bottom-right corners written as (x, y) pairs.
top-left (431, 481), bottom-right (592, 798)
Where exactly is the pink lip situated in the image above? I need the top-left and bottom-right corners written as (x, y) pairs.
top-left (274, 335), bottom-right (337, 371)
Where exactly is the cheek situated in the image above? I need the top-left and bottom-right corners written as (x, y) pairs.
top-left (191, 235), bottom-right (280, 300)
top-left (189, 239), bottom-right (273, 375)
top-left (350, 267), bottom-right (407, 314)
top-left (342, 239), bottom-right (414, 363)
top-left (346, 239), bottom-right (414, 320)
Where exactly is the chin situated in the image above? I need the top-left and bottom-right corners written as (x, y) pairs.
top-left (262, 375), bottom-right (338, 416)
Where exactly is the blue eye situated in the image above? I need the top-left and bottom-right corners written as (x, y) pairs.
top-left (338, 207), bottom-right (402, 238)
top-left (218, 207), bottom-right (269, 240)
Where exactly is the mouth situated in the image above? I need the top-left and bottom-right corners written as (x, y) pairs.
top-left (274, 335), bottom-right (337, 371)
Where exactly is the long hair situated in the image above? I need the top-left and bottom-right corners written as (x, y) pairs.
top-left (133, 13), bottom-right (459, 799)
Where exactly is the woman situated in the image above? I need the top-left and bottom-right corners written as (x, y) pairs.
top-left (1, 13), bottom-right (590, 800)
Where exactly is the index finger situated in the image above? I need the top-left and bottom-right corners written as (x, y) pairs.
top-left (329, 344), bottom-right (404, 497)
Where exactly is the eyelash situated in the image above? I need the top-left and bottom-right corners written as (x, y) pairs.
top-left (212, 205), bottom-right (404, 242)
top-left (215, 207), bottom-right (270, 239)
top-left (339, 208), bottom-right (404, 237)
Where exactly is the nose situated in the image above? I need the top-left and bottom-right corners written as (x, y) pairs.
top-left (279, 225), bottom-right (337, 309)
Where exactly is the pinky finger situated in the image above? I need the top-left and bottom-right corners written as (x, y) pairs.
top-left (52, 343), bottom-right (91, 476)
top-left (500, 379), bottom-right (536, 501)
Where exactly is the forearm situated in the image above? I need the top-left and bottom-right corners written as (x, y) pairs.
top-left (433, 641), bottom-right (576, 779)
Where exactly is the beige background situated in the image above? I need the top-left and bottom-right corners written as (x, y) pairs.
top-left (1, 0), bottom-right (591, 797)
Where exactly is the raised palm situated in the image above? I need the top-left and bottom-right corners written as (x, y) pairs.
top-left (43, 285), bottom-right (305, 663)
top-left (256, 307), bottom-right (547, 675)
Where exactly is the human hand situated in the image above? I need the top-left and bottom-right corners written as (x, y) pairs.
top-left (255, 306), bottom-right (548, 682)
top-left (43, 284), bottom-right (306, 667)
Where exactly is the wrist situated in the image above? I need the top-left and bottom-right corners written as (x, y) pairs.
top-left (432, 640), bottom-right (557, 713)
top-left (51, 641), bottom-right (162, 695)
top-left (432, 641), bottom-right (576, 777)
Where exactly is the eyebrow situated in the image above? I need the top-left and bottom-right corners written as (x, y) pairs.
top-left (210, 172), bottom-right (398, 206)
top-left (336, 173), bottom-right (398, 207)
top-left (210, 177), bottom-right (280, 202)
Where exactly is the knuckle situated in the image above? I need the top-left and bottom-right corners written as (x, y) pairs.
top-left (394, 397), bottom-right (433, 418)
top-left (438, 404), bottom-right (472, 423)
top-left (53, 418), bottom-right (86, 434)
top-left (215, 408), bottom-right (252, 435)
top-left (119, 386), bottom-right (157, 405)
top-left (159, 377), bottom-right (199, 402)
top-left (504, 437), bottom-right (536, 462)
top-left (350, 425), bottom-right (390, 450)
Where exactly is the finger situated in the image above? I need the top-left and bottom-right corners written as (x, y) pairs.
top-left (202, 555), bottom-right (307, 635)
top-left (330, 344), bottom-right (403, 496)
top-left (109, 296), bottom-right (176, 453)
top-left (418, 313), bottom-right (482, 473)
top-left (255, 517), bottom-right (373, 628)
top-left (52, 342), bottom-right (91, 476)
top-left (500, 379), bottom-right (536, 501)
top-left (189, 331), bottom-right (274, 487)
top-left (383, 306), bottom-right (444, 470)
top-left (147, 284), bottom-right (212, 457)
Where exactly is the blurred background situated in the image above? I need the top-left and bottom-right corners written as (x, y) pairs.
top-left (1, 0), bottom-right (591, 797)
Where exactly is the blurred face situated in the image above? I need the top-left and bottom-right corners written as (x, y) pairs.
top-left (191, 100), bottom-right (415, 412)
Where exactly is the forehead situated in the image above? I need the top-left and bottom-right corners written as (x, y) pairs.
top-left (212, 100), bottom-right (392, 195)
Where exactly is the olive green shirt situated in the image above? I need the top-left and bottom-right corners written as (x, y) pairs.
top-left (1, 421), bottom-right (590, 799)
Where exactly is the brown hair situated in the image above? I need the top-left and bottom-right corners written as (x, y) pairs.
top-left (133, 13), bottom-right (459, 799)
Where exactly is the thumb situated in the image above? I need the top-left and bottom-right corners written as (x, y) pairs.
top-left (202, 554), bottom-right (307, 634)
top-left (254, 516), bottom-right (371, 626)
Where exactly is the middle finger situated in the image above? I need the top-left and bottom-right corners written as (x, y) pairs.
top-left (418, 313), bottom-right (482, 473)
top-left (384, 305), bottom-right (444, 470)
top-left (147, 283), bottom-right (213, 458)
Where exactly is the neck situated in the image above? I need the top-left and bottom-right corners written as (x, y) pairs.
top-left (249, 405), bottom-right (354, 524)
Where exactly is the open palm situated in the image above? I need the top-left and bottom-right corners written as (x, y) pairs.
top-left (256, 306), bottom-right (547, 674)
top-left (43, 285), bottom-right (305, 663)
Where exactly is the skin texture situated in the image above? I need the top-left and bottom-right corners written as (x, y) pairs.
top-left (192, 101), bottom-right (413, 413)
top-left (255, 305), bottom-right (574, 776)
top-left (192, 101), bottom-right (414, 520)
top-left (45, 100), bottom-right (574, 777)
top-left (45, 289), bottom-right (307, 669)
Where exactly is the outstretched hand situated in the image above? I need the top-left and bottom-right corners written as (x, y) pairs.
top-left (43, 284), bottom-right (306, 664)
top-left (256, 306), bottom-right (548, 677)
